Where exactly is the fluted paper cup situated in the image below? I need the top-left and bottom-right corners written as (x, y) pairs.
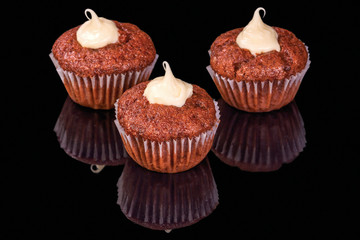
top-left (114, 100), bottom-right (220, 173)
top-left (207, 47), bottom-right (310, 112)
top-left (50, 53), bottom-right (158, 110)
top-left (117, 157), bottom-right (218, 231)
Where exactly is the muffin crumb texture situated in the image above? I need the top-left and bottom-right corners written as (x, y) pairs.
top-left (210, 27), bottom-right (308, 81)
top-left (52, 22), bottom-right (156, 77)
top-left (117, 81), bottom-right (217, 142)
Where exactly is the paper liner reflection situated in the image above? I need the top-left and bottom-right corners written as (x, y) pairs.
top-left (54, 97), bottom-right (129, 173)
top-left (117, 158), bottom-right (218, 232)
top-left (212, 99), bottom-right (306, 172)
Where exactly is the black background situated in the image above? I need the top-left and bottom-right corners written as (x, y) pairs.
top-left (3, 0), bottom-right (359, 239)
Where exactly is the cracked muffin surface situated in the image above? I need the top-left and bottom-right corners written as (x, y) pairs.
top-left (116, 81), bottom-right (217, 142)
top-left (52, 22), bottom-right (156, 77)
top-left (210, 27), bottom-right (308, 81)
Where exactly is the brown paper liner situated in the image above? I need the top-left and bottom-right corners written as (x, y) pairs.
top-left (50, 53), bottom-right (158, 110)
top-left (117, 157), bottom-right (218, 231)
top-left (207, 47), bottom-right (310, 112)
top-left (212, 99), bottom-right (306, 172)
top-left (54, 97), bottom-right (130, 170)
top-left (114, 100), bottom-right (220, 173)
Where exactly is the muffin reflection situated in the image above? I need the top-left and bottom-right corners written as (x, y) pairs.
top-left (212, 99), bottom-right (306, 172)
top-left (117, 158), bottom-right (218, 231)
top-left (54, 97), bottom-right (129, 172)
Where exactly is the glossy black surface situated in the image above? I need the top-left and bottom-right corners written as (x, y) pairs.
top-left (4, 1), bottom-right (359, 239)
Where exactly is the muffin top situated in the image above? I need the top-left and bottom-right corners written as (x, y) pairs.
top-left (116, 81), bottom-right (217, 142)
top-left (210, 27), bottom-right (308, 81)
top-left (52, 21), bottom-right (156, 77)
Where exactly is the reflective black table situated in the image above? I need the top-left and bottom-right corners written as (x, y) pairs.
top-left (4, 1), bottom-right (358, 239)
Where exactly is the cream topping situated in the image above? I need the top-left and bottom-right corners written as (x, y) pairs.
top-left (236, 7), bottom-right (280, 56)
top-left (76, 9), bottom-right (119, 49)
top-left (143, 61), bottom-right (193, 107)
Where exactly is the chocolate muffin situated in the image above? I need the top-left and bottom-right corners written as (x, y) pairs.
top-left (115, 81), bottom-right (220, 173)
top-left (207, 7), bottom-right (310, 112)
top-left (50, 9), bottom-right (157, 109)
top-left (117, 82), bottom-right (216, 141)
top-left (210, 27), bottom-right (307, 81)
top-left (115, 62), bottom-right (220, 173)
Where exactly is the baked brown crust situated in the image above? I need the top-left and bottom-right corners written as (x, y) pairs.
top-left (116, 81), bottom-right (217, 142)
top-left (210, 27), bottom-right (308, 81)
top-left (52, 21), bottom-right (156, 77)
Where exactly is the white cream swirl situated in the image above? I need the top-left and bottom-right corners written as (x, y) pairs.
top-left (76, 9), bottom-right (119, 49)
top-left (143, 61), bottom-right (193, 107)
top-left (236, 7), bottom-right (280, 56)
